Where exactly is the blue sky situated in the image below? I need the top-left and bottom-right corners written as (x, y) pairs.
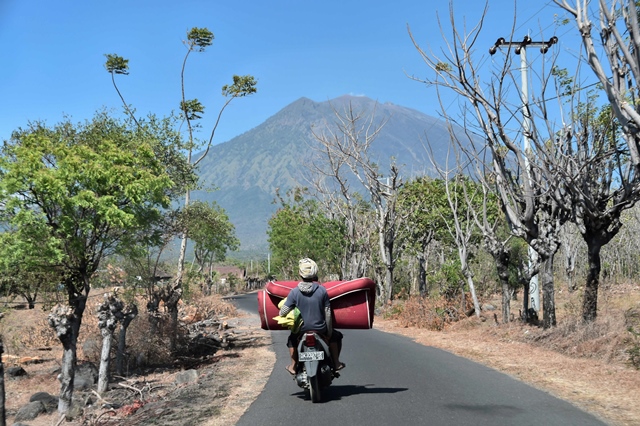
top-left (1, 1), bottom-right (578, 144)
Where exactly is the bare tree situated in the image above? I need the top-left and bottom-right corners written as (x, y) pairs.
top-left (311, 175), bottom-right (373, 281)
top-left (552, 0), bottom-right (640, 321)
top-left (456, 146), bottom-right (517, 324)
top-left (311, 101), bottom-right (402, 302)
top-left (408, 4), bottom-right (568, 328)
top-left (555, 1), bottom-right (640, 165)
top-left (440, 170), bottom-right (482, 318)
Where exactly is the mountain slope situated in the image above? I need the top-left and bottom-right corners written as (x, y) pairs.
top-left (193, 95), bottom-right (461, 253)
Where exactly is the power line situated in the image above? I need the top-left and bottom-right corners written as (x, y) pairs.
top-left (515, 1), bottom-right (556, 33)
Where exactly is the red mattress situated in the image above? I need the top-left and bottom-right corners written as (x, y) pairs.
top-left (258, 278), bottom-right (376, 330)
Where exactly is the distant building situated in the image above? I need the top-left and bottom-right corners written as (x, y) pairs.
top-left (212, 266), bottom-right (246, 281)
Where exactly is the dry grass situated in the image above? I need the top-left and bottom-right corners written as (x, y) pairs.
top-left (0, 290), bottom-right (253, 425)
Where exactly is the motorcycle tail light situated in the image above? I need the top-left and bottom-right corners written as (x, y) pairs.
top-left (305, 333), bottom-right (316, 347)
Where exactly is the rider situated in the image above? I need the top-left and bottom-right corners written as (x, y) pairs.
top-left (279, 258), bottom-right (345, 375)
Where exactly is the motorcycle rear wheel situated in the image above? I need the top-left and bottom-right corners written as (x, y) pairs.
top-left (309, 375), bottom-right (322, 403)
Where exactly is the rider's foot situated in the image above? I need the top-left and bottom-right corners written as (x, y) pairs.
top-left (335, 362), bottom-right (346, 371)
top-left (285, 365), bottom-right (296, 375)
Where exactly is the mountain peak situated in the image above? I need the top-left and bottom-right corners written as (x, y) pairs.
top-left (195, 96), bottom-right (459, 252)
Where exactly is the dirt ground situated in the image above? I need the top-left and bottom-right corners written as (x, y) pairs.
top-left (3, 310), bottom-right (275, 426)
top-left (3, 292), bottom-right (640, 426)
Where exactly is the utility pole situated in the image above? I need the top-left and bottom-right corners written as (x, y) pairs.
top-left (489, 35), bottom-right (557, 320)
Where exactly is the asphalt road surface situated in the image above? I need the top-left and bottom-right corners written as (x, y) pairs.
top-left (227, 293), bottom-right (607, 426)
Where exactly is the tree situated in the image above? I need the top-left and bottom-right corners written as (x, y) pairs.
top-left (0, 113), bottom-right (177, 413)
top-left (182, 200), bottom-right (239, 271)
top-left (105, 27), bottom-right (257, 341)
top-left (441, 173), bottom-right (486, 318)
top-left (397, 177), bottom-right (441, 296)
top-left (267, 188), bottom-right (345, 279)
top-left (408, 6), bottom-right (569, 328)
top-left (311, 101), bottom-right (402, 301)
top-left (309, 146), bottom-right (375, 281)
top-left (180, 200), bottom-right (239, 292)
top-left (0, 213), bottom-right (64, 309)
top-left (554, 1), bottom-right (640, 165)
top-left (397, 176), bottom-right (461, 296)
top-left (552, 1), bottom-right (640, 321)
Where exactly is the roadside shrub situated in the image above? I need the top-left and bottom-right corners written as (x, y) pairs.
top-left (386, 295), bottom-right (466, 331)
top-left (525, 309), bottom-right (631, 365)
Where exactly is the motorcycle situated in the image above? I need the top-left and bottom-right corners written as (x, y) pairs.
top-left (292, 331), bottom-right (339, 402)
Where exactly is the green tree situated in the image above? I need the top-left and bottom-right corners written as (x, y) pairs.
top-left (0, 113), bottom-right (177, 414)
top-left (398, 176), bottom-right (450, 295)
top-left (181, 200), bottom-right (239, 276)
top-left (267, 188), bottom-right (345, 279)
top-left (0, 225), bottom-right (63, 308)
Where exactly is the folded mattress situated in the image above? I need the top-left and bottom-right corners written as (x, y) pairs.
top-left (258, 278), bottom-right (376, 330)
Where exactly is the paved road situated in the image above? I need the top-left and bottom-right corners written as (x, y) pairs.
top-left (228, 293), bottom-right (607, 426)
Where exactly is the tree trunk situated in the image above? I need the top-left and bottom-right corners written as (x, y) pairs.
top-left (583, 240), bottom-right (602, 322)
top-left (418, 254), bottom-right (427, 296)
top-left (541, 256), bottom-right (557, 329)
top-left (373, 266), bottom-right (385, 302)
top-left (165, 288), bottom-right (183, 352)
top-left (146, 295), bottom-right (161, 336)
top-left (116, 326), bottom-right (127, 376)
top-left (465, 272), bottom-right (481, 318)
top-left (0, 338), bottom-right (6, 426)
top-left (97, 295), bottom-right (121, 394)
top-left (48, 304), bottom-right (80, 414)
top-left (379, 229), bottom-right (394, 303)
top-left (116, 304), bottom-right (138, 376)
top-left (522, 280), bottom-right (530, 321)
top-left (494, 251), bottom-right (511, 324)
top-left (175, 190), bottom-right (190, 287)
top-left (384, 264), bottom-right (393, 304)
top-left (418, 240), bottom-right (430, 296)
top-left (97, 330), bottom-right (112, 394)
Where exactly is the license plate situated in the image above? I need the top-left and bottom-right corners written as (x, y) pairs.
top-left (299, 351), bottom-right (324, 361)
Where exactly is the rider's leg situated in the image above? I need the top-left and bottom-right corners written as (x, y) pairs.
top-left (286, 333), bottom-right (298, 374)
top-left (329, 331), bottom-right (345, 370)
top-left (288, 347), bottom-right (298, 372)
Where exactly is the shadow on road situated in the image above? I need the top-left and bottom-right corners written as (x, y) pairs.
top-left (293, 384), bottom-right (409, 403)
top-left (443, 403), bottom-right (524, 417)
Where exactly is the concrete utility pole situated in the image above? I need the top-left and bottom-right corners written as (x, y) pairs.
top-left (489, 35), bottom-right (557, 319)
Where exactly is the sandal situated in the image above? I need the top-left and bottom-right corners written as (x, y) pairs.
top-left (285, 365), bottom-right (296, 375)
top-left (335, 362), bottom-right (346, 371)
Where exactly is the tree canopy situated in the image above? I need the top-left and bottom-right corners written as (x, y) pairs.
top-left (267, 189), bottom-right (345, 279)
top-left (0, 112), bottom-right (184, 412)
